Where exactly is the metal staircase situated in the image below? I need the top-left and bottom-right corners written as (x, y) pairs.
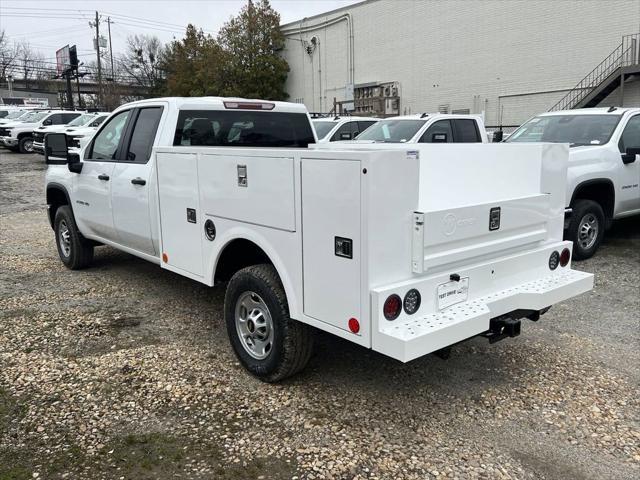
top-left (550, 33), bottom-right (640, 111)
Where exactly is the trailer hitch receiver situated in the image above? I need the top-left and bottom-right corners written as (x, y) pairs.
top-left (483, 315), bottom-right (521, 344)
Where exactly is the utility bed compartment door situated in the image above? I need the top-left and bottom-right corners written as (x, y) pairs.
top-left (198, 154), bottom-right (295, 231)
top-left (157, 152), bottom-right (203, 278)
top-left (302, 159), bottom-right (361, 331)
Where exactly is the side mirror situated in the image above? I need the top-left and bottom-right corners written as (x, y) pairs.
top-left (43, 118), bottom-right (52, 126)
top-left (492, 130), bottom-right (504, 142)
top-left (44, 133), bottom-right (69, 165)
top-left (622, 147), bottom-right (640, 164)
top-left (432, 132), bottom-right (448, 143)
top-left (339, 132), bottom-right (352, 140)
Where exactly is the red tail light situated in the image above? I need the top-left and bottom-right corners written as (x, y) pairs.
top-left (348, 318), bottom-right (360, 334)
top-left (560, 248), bottom-right (571, 267)
top-left (223, 101), bottom-right (275, 110)
top-left (383, 294), bottom-right (402, 320)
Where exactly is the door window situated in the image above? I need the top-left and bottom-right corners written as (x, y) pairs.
top-left (331, 121), bottom-right (358, 141)
top-left (357, 121), bottom-right (377, 137)
top-left (619, 115), bottom-right (640, 152)
top-left (124, 107), bottom-right (163, 163)
top-left (419, 120), bottom-right (453, 143)
top-left (453, 119), bottom-right (481, 142)
top-left (89, 110), bottom-right (131, 160)
top-left (61, 113), bottom-right (81, 124)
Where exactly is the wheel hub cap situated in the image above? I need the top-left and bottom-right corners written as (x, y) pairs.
top-left (59, 220), bottom-right (71, 257)
top-left (578, 214), bottom-right (598, 250)
top-left (235, 291), bottom-right (274, 360)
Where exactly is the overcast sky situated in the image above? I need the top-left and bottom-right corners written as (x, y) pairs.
top-left (0, 0), bottom-right (359, 67)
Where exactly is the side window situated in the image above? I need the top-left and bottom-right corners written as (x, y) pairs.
top-left (89, 110), bottom-right (131, 160)
top-left (331, 122), bottom-right (357, 141)
top-left (453, 119), bottom-right (481, 143)
top-left (619, 115), bottom-right (640, 153)
top-left (124, 107), bottom-right (163, 163)
top-left (43, 114), bottom-right (59, 125)
top-left (62, 113), bottom-right (80, 123)
top-left (419, 120), bottom-right (453, 143)
top-left (357, 121), bottom-right (376, 137)
top-left (90, 117), bottom-right (107, 128)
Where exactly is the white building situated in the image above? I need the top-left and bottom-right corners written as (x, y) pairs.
top-left (281, 0), bottom-right (640, 128)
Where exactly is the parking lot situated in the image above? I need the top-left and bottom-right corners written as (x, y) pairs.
top-left (0, 150), bottom-right (639, 479)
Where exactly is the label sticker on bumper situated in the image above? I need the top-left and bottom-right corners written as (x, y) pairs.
top-left (437, 277), bottom-right (469, 310)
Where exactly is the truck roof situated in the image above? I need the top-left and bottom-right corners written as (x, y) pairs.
top-left (538, 107), bottom-right (639, 116)
top-left (116, 97), bottom-right (310, 114)
top-left (384, 113), bottom-right (484, 121)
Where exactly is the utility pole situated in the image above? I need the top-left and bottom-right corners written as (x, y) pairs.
top-left (107, 17), bottom-right (115, 79)
top-left (91, 11), bottom-right (103, 107)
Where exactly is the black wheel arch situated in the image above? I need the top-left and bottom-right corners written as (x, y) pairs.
top-left (17, 131), bottom-right (33, 140)
top-left (570, 178), bottom-right (615, 221)
top-left (46, 183), bottom-right (73, 229)
top-left (214, 238), bottom-right (272, 284)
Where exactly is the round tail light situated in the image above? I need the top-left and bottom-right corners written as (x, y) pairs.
top-left (348, 317), bottom-right (360, 334)
top-left (560, 248), bottom-right (571, 267)
top-left (403, 289), bottom-right (421, 315)
top-left (548, 251), bottom-right (560, 270)
top-left (383, 294), bottom-right (402, 320)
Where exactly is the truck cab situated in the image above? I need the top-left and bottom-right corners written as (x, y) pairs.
top-left (506, 107), bottom-right (640, 259)
top-left (312, 115), bottom-right (378, 142)
top-left (0, 110), bottom-right (82, 153)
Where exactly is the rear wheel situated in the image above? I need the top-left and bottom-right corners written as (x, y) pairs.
top-left (224, 264), bottom-right (313, 382)
top-left (18, 136), bottom-right (34, 154)
top-left (565, 199), bottom-right (605, 260)
top-left (54, 206), bottom-right (94, 269)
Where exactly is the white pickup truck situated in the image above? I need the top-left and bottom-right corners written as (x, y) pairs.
top-left (312, 115), bottom-right (378, 142)
top-left (506, 107), bottom-right (640, 259)
top-left (345, 113), bottom-right (489, 144)
top-left (0, 110), bottom-right (82, 153)
top-left (44, 97), bottom-right (593, 382)
top-left (32, 112), bottom-right (108, 154)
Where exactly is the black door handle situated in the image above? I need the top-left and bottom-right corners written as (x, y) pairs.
top-left (131, 178), bottom-right (146, 186)
top-left (98, 174), bottom-right (110, 181)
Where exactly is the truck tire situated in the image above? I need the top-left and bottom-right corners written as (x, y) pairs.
top-left (224, 264), bottom-right (313, 382)
top-left (18, 136), bottom-right (34, 154)
top-left (565, 199), bottom-right (605, 260)
top-left (54, 206), bottom-right (94, 269)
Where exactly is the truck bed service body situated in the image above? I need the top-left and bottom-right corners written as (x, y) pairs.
top-left (44, 97), bottom-right (593, 381)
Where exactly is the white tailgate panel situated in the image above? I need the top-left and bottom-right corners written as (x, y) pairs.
top-left (157, 152), bottom-right (203, 277)
top-left (302, 159), bottom-right (361, 331)
top-left (198, 154), bottom-right (295, 231)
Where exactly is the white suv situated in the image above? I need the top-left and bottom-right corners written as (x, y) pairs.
top-left (0, 110), bottom-right (82, 153)
top-left (312, 116), bottom-right (378, 142)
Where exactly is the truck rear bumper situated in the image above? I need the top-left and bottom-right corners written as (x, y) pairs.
top-left (371, 243), bottom-right (594, 362)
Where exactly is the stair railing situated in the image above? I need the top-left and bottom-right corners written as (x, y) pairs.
top-left (550, 33), bottom-right (639, 111)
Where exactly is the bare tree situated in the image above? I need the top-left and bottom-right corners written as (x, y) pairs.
top-left (0, 30), bottom-right (21, 81)
top-left (117, 34), bottom-right (165, 93)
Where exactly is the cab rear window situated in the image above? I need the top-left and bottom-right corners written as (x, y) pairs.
top-left (174, 110), bottom-right (315, 148)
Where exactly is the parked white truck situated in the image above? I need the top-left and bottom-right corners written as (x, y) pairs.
top-left (347, 113), bottom-right (489, 144)
top-left (506, 107), bottom-right (640, 259)
top-left (312, 115), bottom-right (378, 142)
top-left (32, 112), bottom-right (108, 154)
top-left (44, 97), bottom-right (593, 382)
top-left (0, 110), bottom-right (82, 153)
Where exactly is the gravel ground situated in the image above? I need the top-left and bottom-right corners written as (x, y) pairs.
top-left (1, 150), bottom-right (639, 480)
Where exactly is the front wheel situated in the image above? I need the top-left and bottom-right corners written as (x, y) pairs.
top-left (18, 136), bottom-right (34, 154)
top-left (54, 206), bottom-right (94, 269)
top-left (224, 264), bottom-right (313, 382)
top-left (565, 199), bottom-right (605, 260)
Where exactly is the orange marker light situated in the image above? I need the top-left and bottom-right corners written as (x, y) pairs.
top-left (162, 253), bottom-right (168, 263)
